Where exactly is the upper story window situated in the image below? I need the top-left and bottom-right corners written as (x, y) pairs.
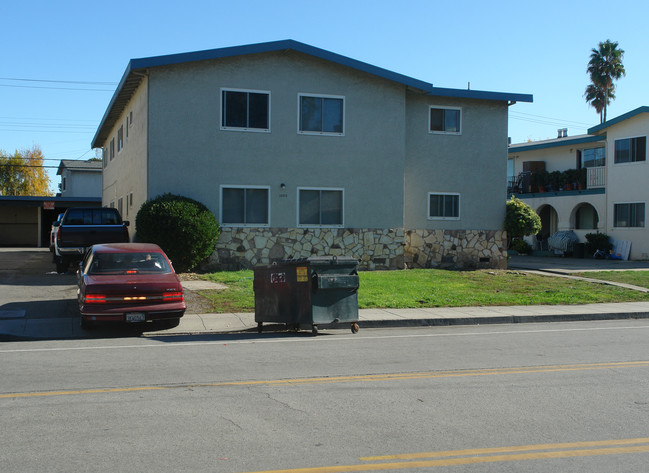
top-left (117, 125), bottom-right (124, 152)
top-left (298, 188), bottom-right (343, 226)
top-left (428, 192), bottom-right (460, 220)
top-left (221, 89), bottom-right (270, 132)
top-left (579, 147), bottom-right (606, 167)
top-left (109, 138), bottom-right (115, 160)
top-left (298, 94), bottom-right (344, 135)
top-left (614, 136), bottom-right (646, 164)
top-left (614, 202), bottom-right (645, 228)
top-left (220, 186), bottom-right (270, 226)
top-left (102, 148), bottom-right (107, 168)
top-left (429, 106), bottom-right (461, 134)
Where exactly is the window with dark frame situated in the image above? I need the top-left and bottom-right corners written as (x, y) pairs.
top-left (221, 90), bottom-right (269, 131)
top-left (109, 139), bottom-right (115, 160)
top-left (614, 202), bottom-right (645, 227)
top-left (429, 107), bottom-right (461, 133)
top-left (221, 187), bottom-right (269, 225)
top-left (299, 95), bottom-right (344, 134)
top-left (428, 193), bottom-right (460, 219)
top-left (298, 189), bottom-right (343, 226)
top-left (614, 137), bottom-right (646, 164)
top-left (117, 125), bottom-right (124, 152)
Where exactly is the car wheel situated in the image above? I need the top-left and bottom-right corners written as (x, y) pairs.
top-left (80, 317), bottom-right (93, 330)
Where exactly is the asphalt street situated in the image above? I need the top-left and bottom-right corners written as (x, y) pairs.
top-left (2, 321), bottom-right (649, 472)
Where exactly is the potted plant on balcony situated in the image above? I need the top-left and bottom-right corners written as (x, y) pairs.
top-left (577, 167), bottom-right (587, 190)
top-left (548, 170), bottom-right (562, 192)
top-left (530, 171), bottom-right (548, 193)
top-left (564, 169), bottom-right (578, 191)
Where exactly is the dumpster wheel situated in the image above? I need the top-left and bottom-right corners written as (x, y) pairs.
top-left (351, 323), bottom-right (359, 334)
top-left (257, 322), bottom-right (263, 333)
top-left (312, 325), bottom-right (318, 335)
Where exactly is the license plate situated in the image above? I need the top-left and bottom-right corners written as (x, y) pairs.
top-left (125, 312), bottom-right (146, 323)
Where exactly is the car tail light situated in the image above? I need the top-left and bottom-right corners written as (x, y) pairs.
top-left (85, 294), bottom-right (107, 304)
top-left (162, 292), bottom-right (184, 302)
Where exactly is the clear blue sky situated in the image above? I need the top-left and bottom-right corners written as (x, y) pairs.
top-left (2, 0), bottom-right (648, 193)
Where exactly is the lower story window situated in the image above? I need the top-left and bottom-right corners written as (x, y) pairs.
top-left (428, 193), bottom-right (460, 219)
top-left (221, 186), bottom-right (270, 225)
top-left (298, 188), bottom-right (343, 226)
top-left (614, 202), bottom-right (645, 228)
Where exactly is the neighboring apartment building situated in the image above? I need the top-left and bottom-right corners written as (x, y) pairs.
top-left (56, 160), bottom-right (102, 199)
top-left (91, 40), bottom-right (532, 270)
top-left (508, 106), bottom-right (648, 260)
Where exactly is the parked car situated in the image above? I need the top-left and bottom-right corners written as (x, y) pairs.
top-left (77, 243), bottom-right (186, 330)
top-left (54, 207), bottom-right (129, 273)
top-left (49, 213), bottom-right (64, 252)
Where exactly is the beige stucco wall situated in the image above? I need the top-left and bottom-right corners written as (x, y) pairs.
top-left (602, 113), bottom-right (649, 259)
top-left (101, 79), bottom-right (149, 227)
top-left (60, 170), bottom-right (101, 198)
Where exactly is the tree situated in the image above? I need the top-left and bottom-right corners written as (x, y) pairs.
top-left (505, 197), bottom-right (541, 247)
top-left (585, 39), bottom-right (625, 123)
top-left (135, 193), bottom-right (220, 272)
top-left (0, 145), bottom-right (52, 196)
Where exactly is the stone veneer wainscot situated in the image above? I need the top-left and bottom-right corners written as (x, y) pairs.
top-left (202, 227), bottom-right (507, 271)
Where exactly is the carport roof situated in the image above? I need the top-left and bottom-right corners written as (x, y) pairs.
top-left (91, 39), bottom-right (533, 148)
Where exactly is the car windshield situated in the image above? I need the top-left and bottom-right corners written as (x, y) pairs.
top-left (88, 252), bottom-right (172, 275)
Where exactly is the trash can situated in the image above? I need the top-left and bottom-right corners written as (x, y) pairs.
top-left (253, 256), bottom-right (360, 335)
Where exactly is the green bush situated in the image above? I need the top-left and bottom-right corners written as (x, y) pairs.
top-left (135, 193), bottom-right (220, 272)
top-left (585, 232), bottom-right (612, 256)
top-left (510, 238), bottom-right (532, 254)
top-left (505, 197), bottom-right (542, 242)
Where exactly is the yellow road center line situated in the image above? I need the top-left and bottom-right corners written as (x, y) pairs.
top-left (2, 360), bottom-right (648, 399)
top-left (360, 437), bottom-right (649, 461)
top-left (241, 444), bottom-right (649, 473)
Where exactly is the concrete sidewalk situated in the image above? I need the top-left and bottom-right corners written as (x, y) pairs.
top-left (3, 301), bottom-right (649, 341)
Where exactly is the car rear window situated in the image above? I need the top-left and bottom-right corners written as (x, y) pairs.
top-left (88, 252), bottom-right (172, 274)
top-left (63, 209), bottom-right (123, 225)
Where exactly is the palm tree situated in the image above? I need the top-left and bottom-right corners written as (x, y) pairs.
top-left (586, 40), bottom-right (625, 123)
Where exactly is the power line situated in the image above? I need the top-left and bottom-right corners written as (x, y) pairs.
top-left (0, 77), bottom-right (117, 86)
top-left (0, 84), bottom-right (114, 92)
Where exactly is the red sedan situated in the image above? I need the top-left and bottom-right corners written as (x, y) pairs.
top-left (77, 243), bottom-right (186, 330)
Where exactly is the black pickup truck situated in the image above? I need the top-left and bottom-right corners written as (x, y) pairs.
top-left (53, 207), bottom-right (130, 273)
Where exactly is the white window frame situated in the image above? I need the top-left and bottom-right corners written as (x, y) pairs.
top-left (219, 185), bottom-right (271, 227)
top-left (297, 93), bottom-right (345, 136)
top-left (297, 187), bottom-right (344, 228)
top-left (220, 88), bottom-right (271, 133)
top-left (428, 105), bottom-right (462, 135)
top-left (613, 201), bottom-right (645, 228)
top-left (427, 192), bottom-right (461, 220)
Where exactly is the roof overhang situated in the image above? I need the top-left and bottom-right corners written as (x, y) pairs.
top-left (587, 106), bottom-right (649, 134)
top-left (92, 40), bottom-right (533, 148)
top-left (508, 134), bottom-right (605, 154)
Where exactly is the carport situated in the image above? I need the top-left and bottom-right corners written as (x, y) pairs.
top-left (0, 196), bottom-right (101, 247)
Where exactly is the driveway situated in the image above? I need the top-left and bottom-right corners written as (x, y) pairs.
top-left (508, 254), bottom-right (649, 273)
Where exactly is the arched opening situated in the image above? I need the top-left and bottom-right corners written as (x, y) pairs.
top-left (536, 204), bottom-right (558, 250)
top-left (573, 203), bottom-right (599, 230)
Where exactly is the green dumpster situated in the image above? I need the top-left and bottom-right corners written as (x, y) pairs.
top-left (253, 256), bottom-right (359, 335)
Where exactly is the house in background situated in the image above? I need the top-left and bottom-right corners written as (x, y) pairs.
top-left (91, 40), bottom-right (532, 270)
top-left (56, 160), bottom-right (102, 198)
top-left (0, 159), bottom-right (102, 247)
top-left (508, 106), bottom-right (648, 260)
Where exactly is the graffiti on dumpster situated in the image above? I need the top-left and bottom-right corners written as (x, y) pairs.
top-left (270, 272), bottom-right (286, 284)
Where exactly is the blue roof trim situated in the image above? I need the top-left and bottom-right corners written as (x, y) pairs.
top-left (587, 106), bottom-right (649, 134)
top-left (429, 87), bottom-right (533, 103)
top-left (508, 134), bottom-right (604, 153)
top-left (92, 40), bottom-right (533, 148)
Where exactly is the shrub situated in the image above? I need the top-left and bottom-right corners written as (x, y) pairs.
top-left (510, 238), bottom-right (532, 254)
top-left (584, 232), bottom-right (612, 256)
top-left (505, 197), bottom-right (542, 243)
top-left (135, 193), bottom-right (220, 272)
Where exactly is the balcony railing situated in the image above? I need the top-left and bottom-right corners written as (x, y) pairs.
top-left (587, 166), bottom-right (605, 188)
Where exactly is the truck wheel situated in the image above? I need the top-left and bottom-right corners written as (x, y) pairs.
top-left (56, 259), bottom-right (68, 273)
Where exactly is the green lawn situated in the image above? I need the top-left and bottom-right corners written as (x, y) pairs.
top-left (572, 271), bottom-right (649, 289)
top-left (198, 269), bottom-right (649, 313)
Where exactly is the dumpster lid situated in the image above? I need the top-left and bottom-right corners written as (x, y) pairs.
top-left (307, 255), bottom-right (359, 264)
